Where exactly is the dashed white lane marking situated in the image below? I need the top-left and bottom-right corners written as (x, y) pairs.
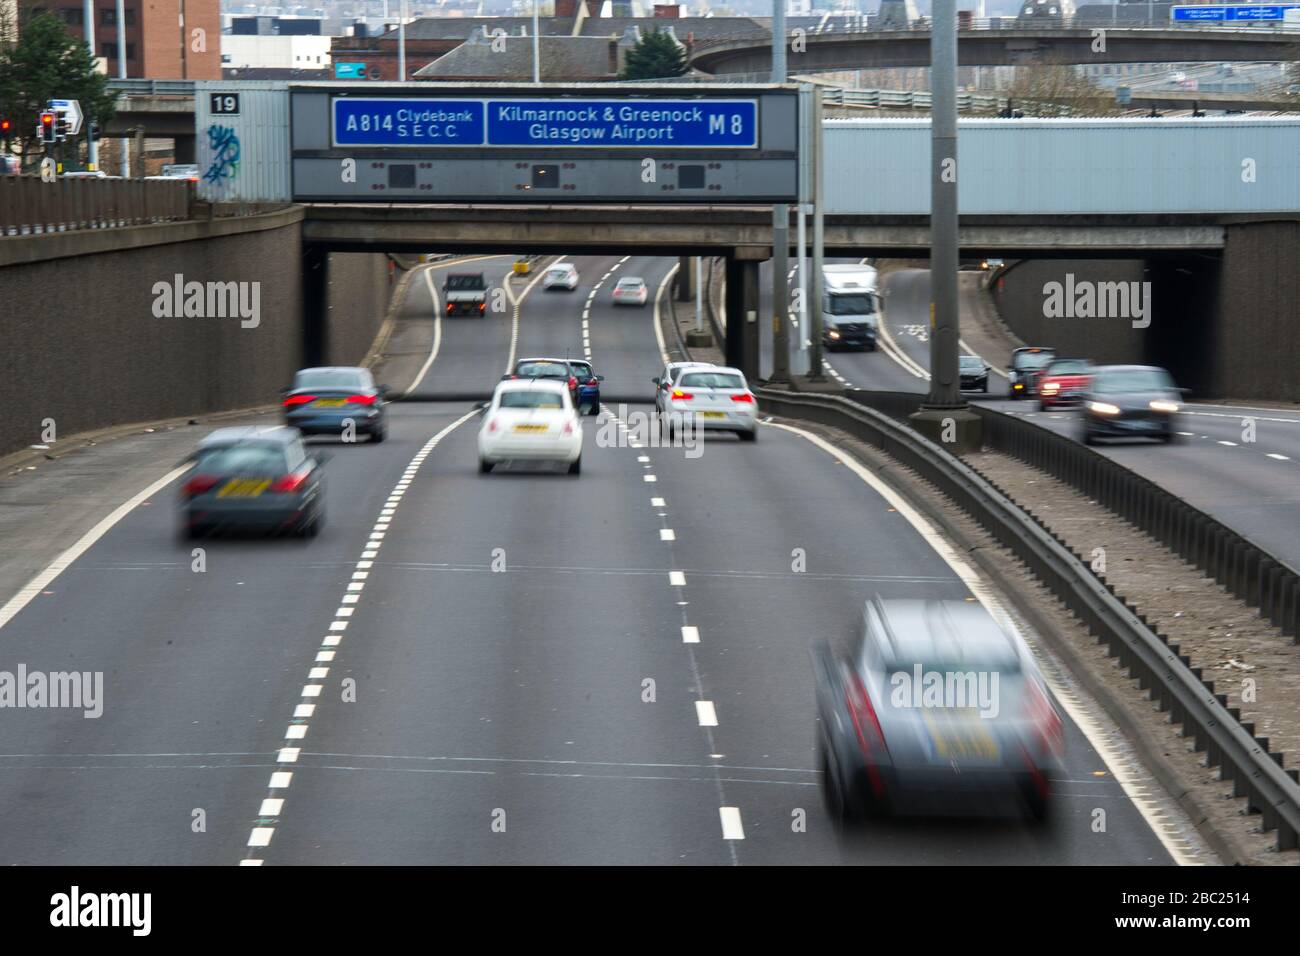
top-left (681, 625), bottom-right (700, 644)
top-left (695, 700), bottom-right (719, 727)
top-left (643, 474), bottom-right (657, 482)
top-left (669, 571), bottom-right (686, 586)
top-left (240, 407), bottom-right (478, 864)
top-left (660, 528), bottom-right (676, 541)
top-left (1184, 409), bottom-right (1300, 425)
top-left (0, 463), bottom-right (190, 633)
top-left (1267, 453), bottom-right (1290, 460)
top-left (719, 807), bottom-right (745, 840)
top-left (651, 497), bottom-right (666, 507)
top-left (1217, 440), bottom-right (1238, 447)
top-left (765, 418), bottom-right (1203, 867)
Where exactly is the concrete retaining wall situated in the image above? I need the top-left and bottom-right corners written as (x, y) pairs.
top-left (0, 210), bottom-right (394, 459)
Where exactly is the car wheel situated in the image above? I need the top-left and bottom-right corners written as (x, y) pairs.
top-left (739, 429), bottom-right (757, 443)
top-left (479, 458), bottom-right (493, 474)
top-left (1022, 775), bottom-right (1050, 823)
top-left (981, 382), bottom-right (988, 393)
top-left (819, 743), bottom-right (845, 822)
top-left (370, 426), bottom-right (386, 443)
top-left (1038, 401), bottom-right (1048, 412)
top-left (568, 457), bottom-right (581, 475)
top-left (588, 402), bottom-right (599, 416)
top-left (301, 512), bottom-right (321, 539)
top-left (182, 523), bottom-right (205, 541)
top-left (1082, 426), bottom-right (1096, 446)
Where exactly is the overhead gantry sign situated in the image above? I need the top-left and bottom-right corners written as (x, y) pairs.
top-left (290, 83), bottom-right (800, 204)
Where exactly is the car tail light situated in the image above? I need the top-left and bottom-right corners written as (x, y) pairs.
top-left (568, 377), bottom-right (577, 390)
top-left (487, 418), bottom-right (499, 433)
top-left (346, 394), bottom-right (377, 406)
top-left (846, 672), bottom-right (888, 796)
top-left (283, 394), bottom-right (315, 407)
top-left (671, 389), bottom-right (692, 400)
top-left (478, 302), bottom-right (486, 312)
top-left (587, 378), bottom-right (599, 387)
top-left (271, 472), bottom-right (310, 493)
top-left (182, 475), bottom-right (219, 497)
top-left (731, 393), bottom-right (754, 403)
top-left (446, 303), bottom-right (454, 313)
top-left (563, 421), bottom-right (574, 435)
top-left (1023, 678), bottom-right (1064, 758)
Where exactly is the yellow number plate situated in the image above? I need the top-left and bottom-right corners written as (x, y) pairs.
top-left (701, 412), bottom-right (726, 419)
top-left (217, 478), bottom-right (271, 498)
top-left (313, 398), bottom-right (348, 407)
top-left (513, 424), bottom-right (547, 433)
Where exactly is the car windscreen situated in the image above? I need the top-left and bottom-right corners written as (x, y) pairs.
top-left (195, 445), bottom-right (289, 474)
top-left (826, 293), bottom-right (876, 316)
top-left (444, 275), bottom-right (485, 290)
top-left (547, 268), bottom-right (572, 278)
top-left (516, 362), bottom-right (570, 378)
top-left (679, 372), bottom-right (745, 390)
top-left (1013, 350), bottom-right (1056, 370)
top-left (617, 278), bottom-right (644, 289)
top-left (293, 370), bottom-right (368, 390)
top-left (1046, 360), bottom-right (1091, 376)
top-left (568, 363), bottom-right (593, 379)
top-left (1092, 368), bottom-right (1176, 394)
top-left (499, 391), bottom-right (564, 409)
top-left (959, 356), bottom-right (985, 369)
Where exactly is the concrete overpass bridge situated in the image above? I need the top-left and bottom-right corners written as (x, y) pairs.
top-left (690, 25), bottom-right (1300, 74)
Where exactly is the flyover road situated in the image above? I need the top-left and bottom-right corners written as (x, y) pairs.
top-left (0, 255), bottom-right (1190, 864)
top-left (836, 267), bottom-right (1300, 570)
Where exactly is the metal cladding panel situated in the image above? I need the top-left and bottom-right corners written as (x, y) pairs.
top-left (825, 118), bottom-right (1300, 215)
top-left (287, 82), bottom-right (800, 203)
top-left (193, 80), bottom-right (292, 202)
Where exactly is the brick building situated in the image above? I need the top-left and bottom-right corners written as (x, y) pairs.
top-left (19, 0), bottom-right (221, 79)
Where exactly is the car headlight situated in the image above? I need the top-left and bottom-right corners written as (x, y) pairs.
top-left (1088, 401), bottom-right (1121, 416)
top-left (1041, 382), bottom-right (1059, 394)
top-left (1149, 400), bottom-right (1180, 413)
top-left (828, 330), bottom-right (841, 339)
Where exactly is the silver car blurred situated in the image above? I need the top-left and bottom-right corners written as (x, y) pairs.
top-left (813, 597), bottom-right (1064, 823)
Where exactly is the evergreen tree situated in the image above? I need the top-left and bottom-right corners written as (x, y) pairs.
top-left (619, 29), bottom-right (688, 81)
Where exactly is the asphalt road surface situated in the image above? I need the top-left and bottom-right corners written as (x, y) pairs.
top-left (0, 255), bottom-right (1183, 864)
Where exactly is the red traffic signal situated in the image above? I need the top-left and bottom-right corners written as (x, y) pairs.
top-left (39, 111), bottom-right (57, 144)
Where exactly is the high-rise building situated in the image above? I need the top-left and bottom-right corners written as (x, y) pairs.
top-left (18, 0), bottom-right (222, 79)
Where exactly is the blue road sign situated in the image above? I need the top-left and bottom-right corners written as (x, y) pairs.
top-left (334, 62), bottom-right (367, 79)
top-left (484, 99), bottom-right (759, 149)
top-left (1171, 3), bottom-right (1300, 19)
top-left (332, 98), bottom-right (486, 146)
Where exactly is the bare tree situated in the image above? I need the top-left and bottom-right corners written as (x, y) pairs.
top-left (1006, 62), bottom-right (1121, 117)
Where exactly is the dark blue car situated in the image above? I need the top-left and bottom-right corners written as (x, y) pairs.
top-left (566, 359), bottom-right (603, 416)
top-left (282, 366), bottom-right (389, 443)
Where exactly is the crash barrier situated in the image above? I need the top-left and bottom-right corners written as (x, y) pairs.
top-left (757, 386), bottom-right (1300, 851)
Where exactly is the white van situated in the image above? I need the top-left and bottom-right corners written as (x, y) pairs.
top-left (821, 264), bottom-right (880, 351)
top-left (543, 262), bottom-right (580, 291)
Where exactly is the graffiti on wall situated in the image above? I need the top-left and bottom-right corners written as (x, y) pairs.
top-left (201, 124), bottom-right (241, 198)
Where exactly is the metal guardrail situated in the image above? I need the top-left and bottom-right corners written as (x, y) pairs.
top-left (841, 389), bottom-right (1300, 640)
top-left (108, 79), bottom-right (197, 96)
top-left (820, 86), bottom-right (1009, 113)
top-left (756, 386), bottom-right (1300, 851)
top-left (0, 176), bottom-right (193, 236)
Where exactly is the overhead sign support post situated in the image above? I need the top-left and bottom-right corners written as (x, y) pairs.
top-left (770, 0), bottom-right (791, 385)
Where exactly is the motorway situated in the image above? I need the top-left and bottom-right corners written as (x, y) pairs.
top-left (813, 266), bottom-right (1300, 569)
top-left (0, 254), bottom-right (1193, 865)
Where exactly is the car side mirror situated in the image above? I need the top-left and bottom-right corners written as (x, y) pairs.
top-left (378, 384), bottom-right (391, 397)
top-left (314, 452), bottom-right (331, 467)
top-left (651, 377), bottom-right (660, 385)
top-left (596, 375), bottom-right (605, 382)
top-left (1178, 387), bottom-right (1192, 397)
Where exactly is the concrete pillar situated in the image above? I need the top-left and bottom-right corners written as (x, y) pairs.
top-left (302, 245), bottom-right (330, 367)
top-left (725, 255), bottom-right (762, 379)
top-left (741, 259), bottom-right (761, 381)
top-left (676, 255), bottom-right (694, 301)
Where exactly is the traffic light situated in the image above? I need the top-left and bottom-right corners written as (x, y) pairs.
top-left (57, 116), bottom-right (72, 139)
top-left (0, 118), bottom-right (12, 149)
top-left (39, 111), bottom-right (57, 144)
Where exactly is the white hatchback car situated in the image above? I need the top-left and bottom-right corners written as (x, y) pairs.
top-left (612, 276), bottom-right (648, 306)
top-left (478, 379), bottom-right (583, 474)
top-left (543, 262), bottom-right (580, 291)
top-left (661, 366), bottom-right (757, 442)
top-left (652, 361), bottom-right (714, 413)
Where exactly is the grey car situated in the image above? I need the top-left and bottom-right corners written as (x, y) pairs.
top-left (813, 597), bottom-right (1064, 823)
top-left (282, 366), bottom-right (389, 443)
top-left (179, 427), bottom-right (325, 538)
top-left (1080, 365), bottom-right (1185, 445)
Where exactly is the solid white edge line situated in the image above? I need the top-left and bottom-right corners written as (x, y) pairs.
top-left (719, 806), bottom-right (745, 840)
top-left (652, 265), bottom-right (679, 365)
top-left (763, 418), bottom-right (1201, 867)
top-left (505, 263), bottom-right (550, 374)
top-left (406, 267), bottom-right (445, 394)
top-left (0, 463), bottom-right (190, 632)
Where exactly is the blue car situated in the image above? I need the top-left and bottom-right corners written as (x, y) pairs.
top-left (567, 359), bottom-right (603, 416)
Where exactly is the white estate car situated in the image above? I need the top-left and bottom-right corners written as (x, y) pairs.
top-left (478, 379), bottom-right (583, 474)
top-left (612, 276), bottom-right (648, 306)
top-left (543, 262), bottom-right (580, 291)
top-left (660, 366), bottom-right (757, 442)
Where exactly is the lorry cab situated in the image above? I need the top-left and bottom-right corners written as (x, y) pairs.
top-left (821, 264), bottom-right (880, 351)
